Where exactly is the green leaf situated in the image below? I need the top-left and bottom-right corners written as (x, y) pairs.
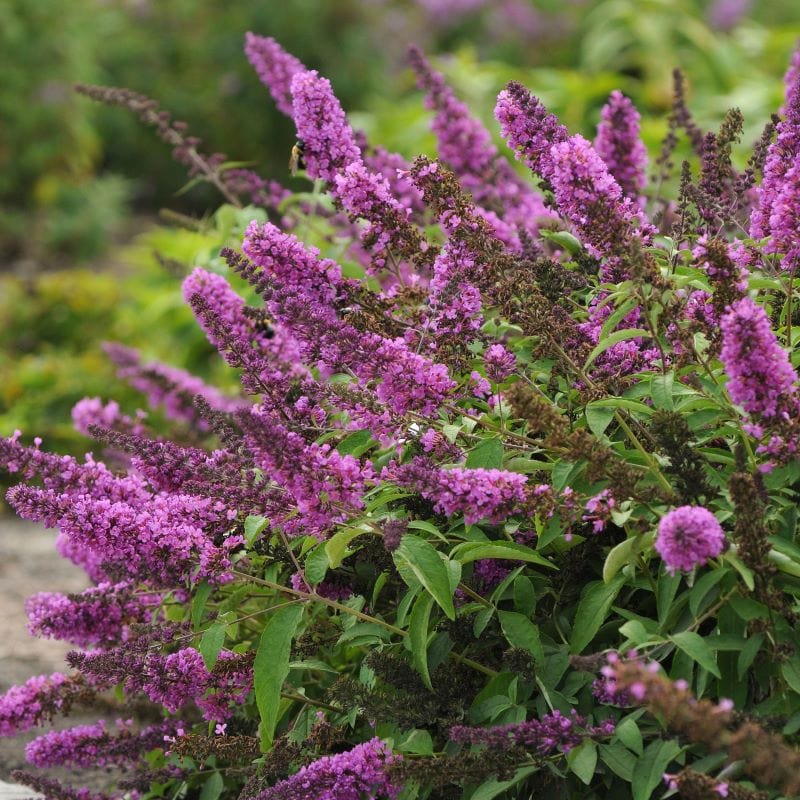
top-left (470, 766), bottom-right (538, 800)
top-left (729, 595), bottom-right (769, 621)
top-left (584, 329), bottom-right (650, 370)
top-left (451, 540), bottom-right (554, 570)
top-left (599, 296), bottom-right (640, 340)
top-left (409, 593), bottom-right (435, 690)
top-left (650, 373), bottom-right (674, 411)
top-left (586, 403), bottom-right (616, 438)
top-left (397, 729), bottom-right (434, 756)
top-left (498, 611), bottom-right (544, 665)
top-left (191, 582), bottom-right (213, 630)
top-left (567, 740), bottom-right (597, 784)
top-left (304, 545), bottom-right (329, 585)
top-left (551, 460), bottom-right (578, 491)
top-left (670, 631), bottom-right (721, 678)
top-left (599, 742), bottom-right (636, 781)
top-left (198, 773), bottom-right (224, 800)
top-left (631, 740), bottom-right (682, 800)
top-left (737, 633), bottom-right (764, 680)
top-left (244, 515), bottom-right (268, 547)
top-left (603, 536), bottom-right (640, 583)
top-left (254, 604), bottom-right (304, 750)
top-left (782, 656), bottom-right (800, 696)
top-left (689, 569), bottom-right (727, 618)
top-left (395, 535), bottom-right (456, 620)
top-left (325, 527), bottom-right (370, 569)
top-left (466, 437), bottom-right (503, 469)
top-left (540, 228), bottom-right (582, 254)
top-left (199, 623), bottom-right (226, 669)
top-left (615, 716), bottom-right (643, 755)
top-left (570, 576), bottom-right (625, 653)
top-left (336, 429), bottom-right (374, 456)
top-left (657, 570), bottom-right (682, 625)
top-left (513, 576), bottom-right (536, 616)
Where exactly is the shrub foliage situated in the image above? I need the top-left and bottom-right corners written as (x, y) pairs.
top-left (4, 33), bottom-right (800, 800)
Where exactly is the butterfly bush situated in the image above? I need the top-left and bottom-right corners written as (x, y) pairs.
top-left (4, 31), bottom-right (800, 800)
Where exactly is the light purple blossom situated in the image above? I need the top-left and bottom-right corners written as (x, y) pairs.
top-left (582, 490), bottom-right (616, 534)
top-left (720, 297), bottom-right (798, 418)
top-left (484, 344), bottom-right (516, 383)
top-left (390, 456), bottom-right (527, 525)
top-left (408, 45), bottom-right (549, 235)
top-left (244, 32), bottom-right (305, 117)
top-left (594, 90), bottom-right (647, 202)
top-left (25, 719), bottom-right (174, 769)
top-left (750, 42), bottom-right (800, 242)
top-left (547, 134), bottom-right (654, 276)
top-left (255, 737), bottom-right (401, 800)
top-left (450, 710), bottom-right (614, 754)
top-left (289, 70), bottom-right (362, 182)
top-left (494, 81), bottom-right (568, 178)
top-left (655, 505), bottom-right (726, 574)
top-left (0, 672), bottom-right (85, 736)
top-left (25, 583), bottom-right (152, 648)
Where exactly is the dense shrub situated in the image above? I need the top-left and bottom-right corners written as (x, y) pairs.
top-left (4, 30), bottom-right (800, 800)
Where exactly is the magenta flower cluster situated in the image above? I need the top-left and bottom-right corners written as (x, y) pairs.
top-left (655, 506), bottom-right (727, 574)
top-left (450, 710), bottom-right (615, 754)
top-left (255, 738), bottom-right (401, 800)
top-left (719, 297), bottom-right (798, 418)
top-left (390, 456), bottom-right (528, 525)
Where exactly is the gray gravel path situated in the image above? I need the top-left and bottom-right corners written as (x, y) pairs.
top-left (0, 518), bottom-right (106, 793)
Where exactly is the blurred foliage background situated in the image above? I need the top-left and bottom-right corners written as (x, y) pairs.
top-left (1, 0), bottom-right (799, 469)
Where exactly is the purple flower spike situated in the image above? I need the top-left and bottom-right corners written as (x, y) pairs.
top-left (390, 456), bottom-right (527, 525)
top-left (594, 90), bottom-right (648, 202)
top-left (290, 70), bottom-right (361, 182)
top-left (255, 738), bottom-right (401, 800)
top-left (494, 81), bottom-right (568, 178)
top-left (410, 42), bottom-right (552, 238)
top-left (750, 42), bottom-right (800, 242)
top-left (547, 134), bottom-right (654, 275)
top-left (484, 344), bottom-right (516, 383)
top-left (244, 33), bottom-right (306, 118)
top-left (655, 505), bottom-right (726, 574)
top-left (720, 296), bottom-right (798, 418)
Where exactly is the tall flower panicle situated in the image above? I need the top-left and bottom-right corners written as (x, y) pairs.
top-left (720, 297), bottom-right (798, 418)
top-left (594, 90), bottom-right (648, 202)
top-left (0, 672), bottom-right (92, 737)
top-left (408, 45), bottom-right (499, 188)
top-left (254, 738), bottom-right (401, 800)
top-left (104, 342), bottom-right (246, 429)
top-left (290, 70), bottom-right (361, 182)
top-left (547, 134), bottom-right (654, 276)
top-left (655, 505), bottom-right (727, 573)
top-left (244, 32), bottom-right (305, 117)
top-left (239, 223), bottom-right (455, 417)
top-left (290, 70), bottom-right (430, 271)
top-left (25, 582), bottom-right (152, 648)
top-left (10, 771), bottom-right (111, 800)
top-left (25, 719), bottom-right (174, 769)
top-left (7, 483), bottom-right (238, 586)
top-left (494, 81), bottom-right (569, 178)
top-left (767, 161), bottom-right (800, 273)
top-left (450, 710), bottom-right (614, 754)
top-left (750, 42), bottom-right (800, 241)
top-left (237, 406), bottom-right (373, 537)
top-left (389, 456), bottom-right (528, 525)
top-left (68, 640), bottom-right (252, 723)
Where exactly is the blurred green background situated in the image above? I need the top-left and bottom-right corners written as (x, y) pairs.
top-left (1, 0), bottom-right (799, 468)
